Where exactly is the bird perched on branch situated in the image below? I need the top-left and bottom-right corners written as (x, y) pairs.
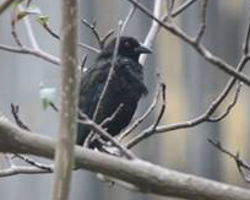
top-left (77, 36), bottom-right (151, 149)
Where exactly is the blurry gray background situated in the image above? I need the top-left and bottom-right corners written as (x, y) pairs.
top-left (0, 0), bottom-right (250, 200)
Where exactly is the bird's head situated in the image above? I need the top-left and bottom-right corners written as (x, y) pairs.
top-left (100, 36), bottom-right (152, 61)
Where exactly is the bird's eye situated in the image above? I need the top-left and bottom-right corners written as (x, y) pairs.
top-left (124, 41), bottom-right (131, 48)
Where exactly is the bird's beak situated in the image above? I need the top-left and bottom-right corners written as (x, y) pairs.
top-left (134, 45), bottom-right (152, 54)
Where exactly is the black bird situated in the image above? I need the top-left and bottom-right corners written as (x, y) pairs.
top-left (77, 36), bottom-right (151, 149)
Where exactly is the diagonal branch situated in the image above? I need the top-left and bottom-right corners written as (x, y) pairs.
top-left (171, 0), bottom-right (198, 17)
top-left (84, 22), bottom-right (123, 147)
top-left (0, 0), bottom-right (15, 15)
top-left (208, 82), bottom-right (242, 122)
top-left (124, 0), bottom-right (250, 87)
top-left (208, 139), bottom-right (250, 184)
top-left (79, 111), bottom-right (136, 160)
top-left (119, 81), bottom-right (161, 141)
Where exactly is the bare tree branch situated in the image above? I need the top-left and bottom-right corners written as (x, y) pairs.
top-left (79, 112), bottom-right (136, 160)
top-left (0, 0), bottom-right (15, 15)
top-left (81, 19), bottom-right (104, 49)
top-left (51, 0), bottom-right (79, 199)
top-left (243, 15), bottom-right (250, 55)
top-left (171, 0), bottom-right (198, 17)
top-left (120, 0), bottom-right (138, 34)
top-left (0, 117), bottom-right (250, 199)
top-left (119, 80), bottom-right (161, 141)
top-left (81, 19), bottom-right (114, 50)
top-left (208, 82), bottom-right (242, 122)
top-left (195, 0), bottom-right (208, 43)
top-left (19, 5), bottom-right (40, 50)
top-left (148, 14), bottom-right (250, 135)
top-left (12, 154), bottom-right (53, 172)
top-left (9, 104), bottom-right (53, 176)
top-left (11, 22), bottom-right (23, 47)
top-left (208, 139), bottom-right (250, 185)
top-left (124, 0), bottom-right (250, 87)
top-left (0, 43), bottom-right (60, 65)
top-left (11, 104), bottom-right (30, 131)
top-left (78, 42), bottom-right (100, 53)
top-left (121, 0), bottom-right (250, 148)
top-left (42, 23), bottom-right (60, 40)
top-left (0, 153), bottom-right (52, 177)
top-left (126, 83), bottom-right (166, 148)
top-left (0, 165), bottom-right (52, 177)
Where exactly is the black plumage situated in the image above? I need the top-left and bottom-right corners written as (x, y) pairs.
top-left (77, 36), bottom-right (151, 148)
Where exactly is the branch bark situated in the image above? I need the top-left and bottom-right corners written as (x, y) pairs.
top-left (0, 116), bottom-right (250, 200)
top-left (0, 0), bottom-right (15, 16)
top-left (51, 0), bottom-right (79, 199)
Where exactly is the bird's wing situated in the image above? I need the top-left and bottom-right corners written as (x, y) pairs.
top-left (77, 61), bottom-right (110, 145)
top-left (93, 58), bottom-right (147, 134)
top-left (79, 61), bottom-right (110, 118)
top-left (78, 57), bottom-right (148, 142)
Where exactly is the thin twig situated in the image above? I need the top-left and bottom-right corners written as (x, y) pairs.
top-left (49, 102), bottom-right (59, 112)
top-left (0, 43), bottom-right (60, 65)
top-left (126, 53), bottom-right (250, 148)
top-left (100, 104), bottom-right (124, 128)
top-left (3, 103), bottom-right (53, 178)
top-left (80, 54), bottom-right (88, 74)
top-left (120, 0), bottom-right (138, 34)
top-left (126, 55), bottom-right (250, 148)
top-left (195, 0), bottom-right (208, 43)
top-left (78, 112), bottom-right (136, 160)
top-left (208, 139), bottom-right (250, 184)
top-left (208, 82), bottom-right (242, 122)
top-left (12, 154), bottom-right (53, 172)
top-left (11, 24), bottom-right (23, 47)
top-left (0, 165), bottom-right (52, 177)
top-left (19, 5), bottom-right (39, 50)
top-left (32, 16), bottom-right (100, 54)
top-left (43, 23), bottom-right (60, 39)
top-left (10, 102), bottom-right (55, 173)
top-left (81, 19), bottom-right (104, 49)
top-left (48, 102), bottom-right (130, 158)
top-left (37, 18), bottom-right (99, 53)
top-left (78, 42), bottom-right (100, 53)
top-left (81, 18), bottom-right (114, 50)
top-left (126, 83), bottom-right (166, 148)
top-left (86, 21), bottom-right (123, 147)
top-left (166, 0), bottom-right (175, 20)
top-left (243, 16), bottom-right (250, 55)
top-left (93, 21), bottom-right (122, 117)
top-left (11, 104), bottom-right (30, 131)
top-left (101, 29), bottom-right (115, 46)
top-left (171, 0), bottom-right (198, 17)
top-left (119, 81), bottom-right (161, 141)
top-left (148, 83), bottom-right (166, 133)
